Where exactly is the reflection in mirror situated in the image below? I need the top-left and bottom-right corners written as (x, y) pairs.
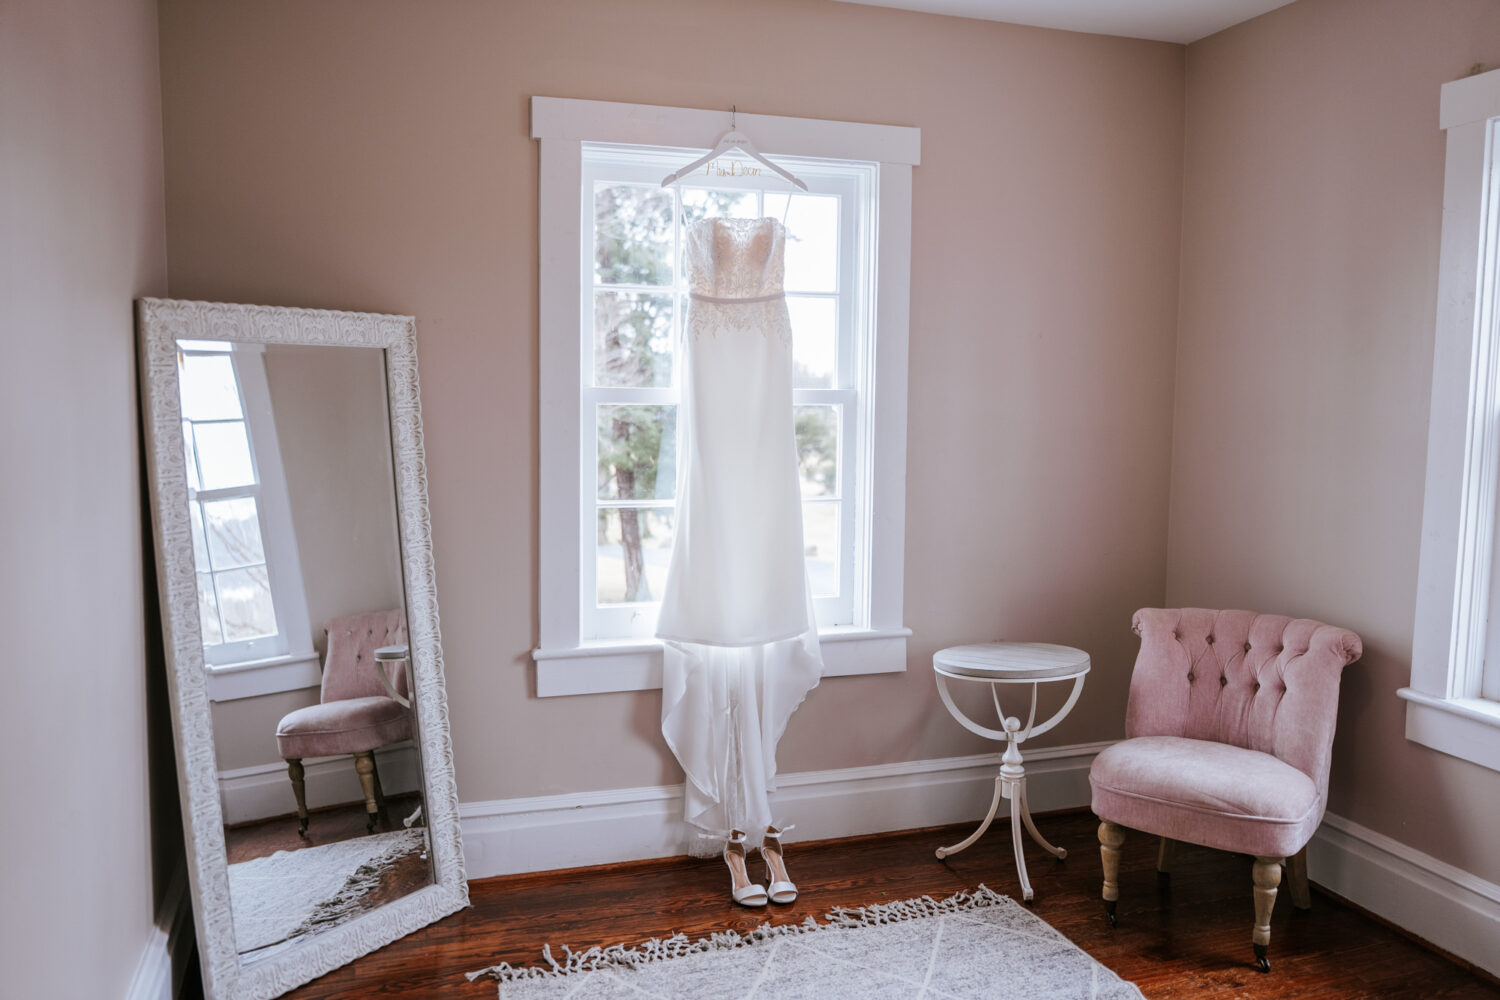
top-left (177, 340), bottom-right (434, 962)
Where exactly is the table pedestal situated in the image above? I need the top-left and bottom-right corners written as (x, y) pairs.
top-left (934, 717), bottom-right (1066, 902)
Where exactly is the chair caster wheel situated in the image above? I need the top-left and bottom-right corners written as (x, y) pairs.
top-left (1253, 944), bottom-right (1270, 973)
top-left (1104, 900), bottom-right (1117, 927)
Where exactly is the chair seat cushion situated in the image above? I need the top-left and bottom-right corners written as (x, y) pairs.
top-left (275, 696), bottom-right (413, 759)
top-left (1089, 736), bottom-right (1321, 858)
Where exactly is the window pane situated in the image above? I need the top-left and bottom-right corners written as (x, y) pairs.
top-left (202, 497), bottom-right (266, 569)
top-left (178, 353), bottom-right (244, 421)
top-left (215, 566), bottom-right (278, 642)
top-left (598, 405), bottom-right (677, 501)
top-left (767, 193), bottom-right (838, 292)
top-left (595, 291), bottom-right (674, 388)
top-left (192, 421), bottom-right (256, 490)
top-left (681, 188), bottom-right (758, 224)
top-left (803, 501), bottom-right (840, 598)
top-left (196, 572), bottom-right (223, 645)
top-left (597, 507), bottom-right (675, 605)
top-left (178, 340), bottom-right (232, 352)
top-left (595, 183), bottom-right (673, 286)
top-left (189, 502), bottom-right (211, 571)
top-left (183, 420), bottom-right (201, 493)
top-left (795, 405), bottom-right (839, 498)
top-left (788, 297), bottom-right (836, 388)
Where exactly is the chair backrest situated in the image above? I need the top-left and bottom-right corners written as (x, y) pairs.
top-left (321, 608), bottom-right (409, 704)
top-left (1126, 608), bottom-right (1362, 800)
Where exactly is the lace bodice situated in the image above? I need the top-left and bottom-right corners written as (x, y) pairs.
top-left (685, 217), bottom-right (785, 301)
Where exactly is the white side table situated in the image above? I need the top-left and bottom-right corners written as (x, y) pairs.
top-left (932, 642), bottom-right (1090, 901)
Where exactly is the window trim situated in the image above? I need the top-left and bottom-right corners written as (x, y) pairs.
top-left (1405, 67), bottom-right (1500, 770)
top-left (532, 97), bottom-right (918, 697)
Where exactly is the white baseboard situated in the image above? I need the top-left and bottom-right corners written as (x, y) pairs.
top-left (125, 863), bottom-right (193, 1000)
top-left (1309, 811), bottom-right (1500, 978)
top-left (217, 744), bottom-right (420, 826)
top-left (458, 741), bottom-right (1113, 879)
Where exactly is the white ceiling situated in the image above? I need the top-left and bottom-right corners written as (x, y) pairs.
top-left (831, 0), bottom-right (1297, 43)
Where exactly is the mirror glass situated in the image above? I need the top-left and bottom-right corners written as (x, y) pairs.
top-left (176, 339), bottom-right (433, 962)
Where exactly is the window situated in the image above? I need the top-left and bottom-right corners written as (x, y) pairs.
top-left (176, 341), bottom-right (315, 696)
top-left (1405, 66), bottom-right (1500, 771)
top-left (533, 98), bottom-right (919, 696)
top-left (584, 147), bottom-right (871, 640)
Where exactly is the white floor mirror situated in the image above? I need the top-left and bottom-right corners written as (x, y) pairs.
top-left (137, 299), bottom-right (467, 1000)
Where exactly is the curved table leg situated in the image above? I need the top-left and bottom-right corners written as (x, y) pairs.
top-left (1010, 789), bottom-right (1033, 901)
top-left (1018, 782), bottom-right (1066, 859)
top-left (936, 774), bottom-right (1004, 860)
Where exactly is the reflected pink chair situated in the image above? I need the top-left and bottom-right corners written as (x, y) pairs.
top-left (275, 609), bottom-right (411, 835)
top-left (1089, 608), bottom-right (1361, 972)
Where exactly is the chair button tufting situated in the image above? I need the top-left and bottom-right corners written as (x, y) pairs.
top-left (1219, 675), bottom-right (1228, 687)
top-left (1253, 682), bottom-right (1261, 692)
top-left (1244, 643), bottom-right (1252, 652)
top-left (1187, 673), bottom-right (1195, 683)
top-left (1206, 636), bottom-right (1215, 645)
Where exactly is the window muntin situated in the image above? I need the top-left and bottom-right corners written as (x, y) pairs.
top-left (581, 145), bottom-right (874, 640)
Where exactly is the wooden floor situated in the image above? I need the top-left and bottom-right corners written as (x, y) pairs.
top-left (189, 810), bottom-right (1498, 999)
top-left (224, 793), bottom-right (424, 864)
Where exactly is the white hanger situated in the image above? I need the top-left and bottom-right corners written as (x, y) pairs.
top-left (661, 106), bottom-right (808, 192)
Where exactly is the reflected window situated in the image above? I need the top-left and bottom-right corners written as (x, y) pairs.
top-left (178, 342), bottom-right (300, 664)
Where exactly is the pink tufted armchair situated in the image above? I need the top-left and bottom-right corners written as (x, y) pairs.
top-left (275, 609), bottom-right (412, 836)
top-left (1089, 608), bottom-right (1362, 972)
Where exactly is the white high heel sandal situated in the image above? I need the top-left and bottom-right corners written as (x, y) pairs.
top-left (762, 825), bottom-right (798, 904)
top-left (724, 830), bottom-right (769, 908)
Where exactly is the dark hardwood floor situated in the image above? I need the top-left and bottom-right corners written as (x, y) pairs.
top-left (188, 809), bottom-right (1498, 999)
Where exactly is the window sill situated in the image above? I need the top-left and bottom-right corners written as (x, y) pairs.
top-left (207, 651), bottom-right (321, 702)
top-left (1398, 687), bottom-right (1500, 772)
top-left (533, 627), bottom-right (911, 697)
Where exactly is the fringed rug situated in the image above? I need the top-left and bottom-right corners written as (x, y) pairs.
top-left (469, 886), bottom-right (1143, 999)
top-left (228, 827), bottom-right (427, 958)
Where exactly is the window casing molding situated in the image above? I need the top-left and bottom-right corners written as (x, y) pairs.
top-left (533, 97), bottom-right (918, 697)
top-left (1405, 67), bottom-right (1500, 771)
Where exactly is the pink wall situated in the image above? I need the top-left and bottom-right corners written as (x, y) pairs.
top-left (157, 0), bottom-right (1185, 802)
top-left (1171, 0), bottom-right (1500, 883)
top-left (0, 0), bottom-right (171, 994)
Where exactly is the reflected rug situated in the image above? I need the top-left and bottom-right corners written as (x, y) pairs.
top-left (228, 827), bottom-right (427, 957)
top-left (468, 885), bottom-right (1143, 1000)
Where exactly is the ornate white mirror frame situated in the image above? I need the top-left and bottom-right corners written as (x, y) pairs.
top-left (136, 298), bottom-right (467, 1000)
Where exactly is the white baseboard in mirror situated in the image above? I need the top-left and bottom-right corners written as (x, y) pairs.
top-left (219, 744), bottom-right (420, 826)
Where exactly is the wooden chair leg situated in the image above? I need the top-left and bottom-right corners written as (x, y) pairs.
top-left (287, 758), bottom-right (308, 837)
top-left (1286, 845), bottom-right (1311, 910)
top-left (1157, 836), bottom-right (1176, 874)
top-left (354, 751), bottom-right (380, 832)
top-left (1252, 855), bottom-right (1283, 973)
top-left (370, 754), bottom-right (387, 811)
top-left (1099, 820), bottom-right (1126, 926)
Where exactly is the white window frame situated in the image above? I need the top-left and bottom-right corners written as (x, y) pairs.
top-left (1405, 67), bottom-right (1500, 771)
top-left (532, 97), bottom-right (917, 697)
top-left (184, 342), bottom-right (319, 701)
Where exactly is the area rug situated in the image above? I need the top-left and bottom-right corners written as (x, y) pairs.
top-left (228, 827), bottom-right (427, 957)
top-left (468, 885), bottom-right (1143, 999)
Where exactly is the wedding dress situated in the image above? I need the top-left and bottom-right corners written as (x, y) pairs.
top-left (657, 216), bottom-right (824, 854)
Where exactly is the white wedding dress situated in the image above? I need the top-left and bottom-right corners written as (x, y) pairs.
top-left (657, 216), bottom-right (824, 853)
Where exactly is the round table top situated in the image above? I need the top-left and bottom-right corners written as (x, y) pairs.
top-left (933, 642), bottom-right (1090, 681)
